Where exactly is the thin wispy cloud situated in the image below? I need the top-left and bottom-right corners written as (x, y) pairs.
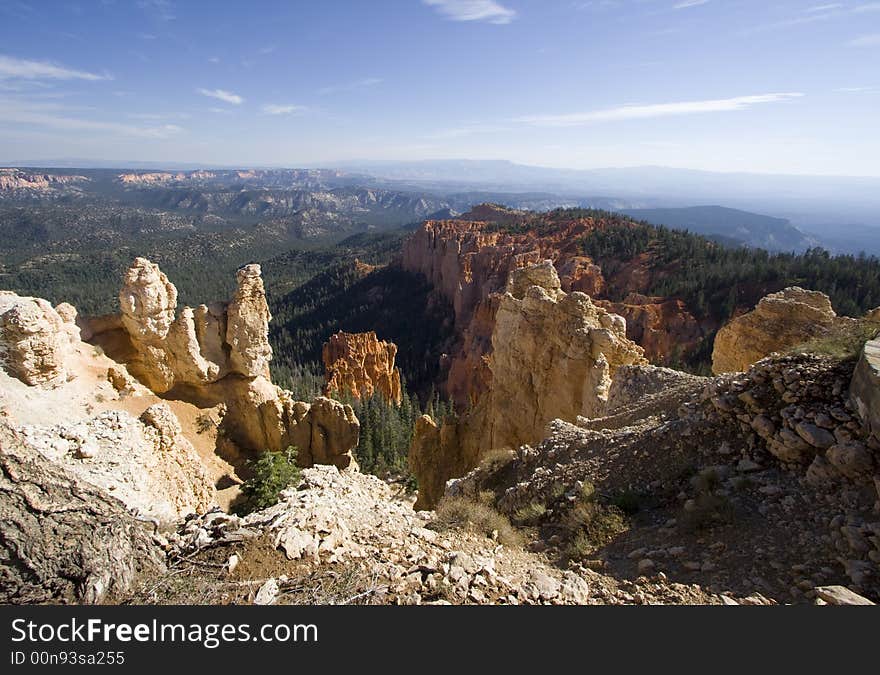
top-left (196, 87), bottom-right (243, 104)
top-left (128, 111), bottom-right (191, 120)
top-left (515, 93), bottom-right (804, 127)
top-left (0, 55), bottom-right (110, 81)
top-left (834, 85), bottom-right (877, 92)
top-left (673, 0), bottom-right (710, 9)
top-left (261, 103), bottom-right (306, 115)
top-left (806, 4), bottom-right (843, 12)
top-left (423, 0), bottom-right (517, 25)
top-left (849, 32), bottom-right (880, 45)
top-left (318, 77), bottom-right (382, 96)
top-left (136, 0), bottom-right (175, 22)
top-left (744, 2), bottom-right (880, 34)
top-left (0, 97), bottom-right (183, 138)
top-left (428, 122), bottom-right (512, 139)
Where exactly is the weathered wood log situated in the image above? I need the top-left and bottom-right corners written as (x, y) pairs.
top-left (0, 423), bottom-right (165, 604)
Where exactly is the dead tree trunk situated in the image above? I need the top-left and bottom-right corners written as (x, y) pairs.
top-left (0, 423), bottom-right (165, 604)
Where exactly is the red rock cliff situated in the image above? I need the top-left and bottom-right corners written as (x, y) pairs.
top-left (401, 205), bottom-right (703, 407)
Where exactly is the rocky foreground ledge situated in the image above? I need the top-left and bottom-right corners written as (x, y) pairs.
top-left (127, 465), bottom-right (726, 606)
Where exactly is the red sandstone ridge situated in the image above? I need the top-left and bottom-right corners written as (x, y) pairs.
top-left (322, 331), bottom-right (403, 405)
top-left (401, 205), bottom-right (702, 408)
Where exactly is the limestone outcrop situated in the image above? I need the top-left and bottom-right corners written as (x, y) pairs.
top-left (851, 339), bottom-right (880, 439)
top-left (0, 292), bottom-right (79, 386)
top-left (226, 264), bottom-right (272, 379)
top-left (110, 258), bottom-right (359, 467)
top-left (711, 287), bottom-right (839, 374)
top-left (483, 262), bottom-right (646, 451)
top-left (18, 406), bottom-right (216, 523)
top-left (119, 257), bottom-right (271, 393)
top-left (0, 168), bottom-right (88, 192)
top-left (401, 207), bottom-right (699, 408)
top-left (410, 262), bottom-right (645, 509)
top-left (222, 384), bottom-right (359, 469)
top-left (323, 331), bottom-right (402, 404)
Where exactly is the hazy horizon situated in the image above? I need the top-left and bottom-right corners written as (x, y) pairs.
top-left (2, 1), bottom-right (879, 176)
top-left (6, 157), bottom-right (880, 181)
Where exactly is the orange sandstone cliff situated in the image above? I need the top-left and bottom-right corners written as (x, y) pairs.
top-left (401, 205), bottom-right (703, 409)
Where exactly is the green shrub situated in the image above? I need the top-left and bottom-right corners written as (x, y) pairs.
top-left (236, 446), bottom-right (301, 515)
top-left (513, 501), bottom-right (547, 525)
top-left (789, 320), bottom-right (880, 361)
top-left (563, 480), bottom-right (628, 557)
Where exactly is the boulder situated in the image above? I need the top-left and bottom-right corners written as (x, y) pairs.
top-left (850, 339), bottom-right (880, 439)
top-left (0, 292), bottom-right (78, 386)
top-left (712, 287), bottom-right (837, 374)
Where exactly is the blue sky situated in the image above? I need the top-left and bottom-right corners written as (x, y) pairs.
top-left (0, 0), bottom-right (878, 174)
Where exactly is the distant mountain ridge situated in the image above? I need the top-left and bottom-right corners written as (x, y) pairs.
top-left (621, 205), bottom-right (818, 252)
top-left (2, 163), bottom-right (877, 255)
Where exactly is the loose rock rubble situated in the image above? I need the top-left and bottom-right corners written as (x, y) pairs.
top-left (448, 353), bottom-right (880, 603)
top-left (162, 466), bottom-right (722, 605)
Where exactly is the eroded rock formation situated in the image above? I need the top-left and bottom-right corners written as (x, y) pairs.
top-left (483, 262), bottom-right (646, 450)
top-left (711, 287), bottom-right (839, 374)
top-left (112, 258), bottom-right (359, 467)
top-left (119, 257), bottom-right (271, 393)
top-left (18, 406), bottom-right (216, 522)
top-left (0, 168), bottom-right (88, 192)
top-left (323, 331), bottom-right (402, 404)
top-left (0, 292), bottom-right (79, 386)
top-left (409, 262), bottom-right (645, 509)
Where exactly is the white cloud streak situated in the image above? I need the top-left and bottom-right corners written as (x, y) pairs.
top-left (849, 32), bottom-right (880, 46)
top-left (744, 2), bottom-right (880, 34)
top-left (806, 4), bottom-right (843, 12)
top-left (423, 0), bottom-right (516, 24)
top-left (0, 55), bottom-right (110, 81)
top-left (261, 103), bottom-right (306, 115)
top-left (318, 77), bottom-right (382, 96)
top-left (515, 93), bottom-right (804, 127)
top-left (673, 0), bottom-right (710, 9)
top-left (0, 98), bottom-right (183, 138)
top-left (196, 87), bottom-right (244, 104)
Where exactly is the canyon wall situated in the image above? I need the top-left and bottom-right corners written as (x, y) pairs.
top-left (401, 207), bottom-right (700, 409)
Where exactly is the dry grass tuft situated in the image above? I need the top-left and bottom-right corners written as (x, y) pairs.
top-left (432, 496), bottom-right (522, 547)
